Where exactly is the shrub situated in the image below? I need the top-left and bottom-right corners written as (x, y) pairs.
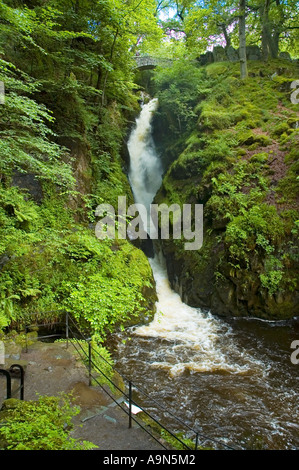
top-left (260, 256), bottom-right (284, 296)
top-left (225, 204), bottom-right (284, 266)
top-left (0, 395), bottom-right (97, 450)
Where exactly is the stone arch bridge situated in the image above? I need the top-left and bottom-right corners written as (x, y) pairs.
top-left (133, 55), bottom-right (173, 70)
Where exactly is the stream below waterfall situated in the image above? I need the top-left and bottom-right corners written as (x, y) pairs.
top-left (110, 99), bottom-right (299, 450)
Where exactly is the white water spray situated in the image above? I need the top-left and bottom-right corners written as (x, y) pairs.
top-left (128, 98), bottom-right (162, 237)
top-left (127, 99), bottom-right (264, 377)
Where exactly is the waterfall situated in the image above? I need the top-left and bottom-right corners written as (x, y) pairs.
top-left (127, 98), bottom-right (162, 238)
top-left (113, 99), bottom-right (299, 450)
top-left (128, 98), bottom-right (161, 212)
top-left (127, 99), bottom-right (263, 376)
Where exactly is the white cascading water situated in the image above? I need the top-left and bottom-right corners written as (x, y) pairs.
top-left (128, 98), bottom-right (162, 212)
top-left (128, 98), bottom-right (162, 238)
top-left (127, 98), bottom-right (263, 377)
top-left (115, 98), bottom-right (299, 449)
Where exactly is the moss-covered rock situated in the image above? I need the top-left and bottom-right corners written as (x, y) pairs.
top-left (152, 58), bottom-right (299, 320)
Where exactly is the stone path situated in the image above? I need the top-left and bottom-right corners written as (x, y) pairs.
top-left (0, 339), bottom-right (166, 451)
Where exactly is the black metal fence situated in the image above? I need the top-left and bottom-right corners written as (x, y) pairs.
top-left (0, 365), bottom-right (25, 400)
top-left (22, 312), bottom-right (240, 451)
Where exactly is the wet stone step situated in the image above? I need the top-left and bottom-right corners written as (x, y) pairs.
top-left (80, 405), bottom-right (109, 422)
top-left (103, 414), bottom-right (117, 424)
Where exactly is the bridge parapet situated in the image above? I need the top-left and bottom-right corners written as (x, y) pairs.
top-left (134, 55), bottom-right (173, 70)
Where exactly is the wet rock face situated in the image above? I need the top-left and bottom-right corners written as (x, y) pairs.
top-left (150, 58), bottom-right (299, 321)
top-left (161, 239), bottom-right (299, 320)
top-left (11, 172), bottom-right (43, 204)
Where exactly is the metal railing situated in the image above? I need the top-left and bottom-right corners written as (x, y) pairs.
top-left (23, 312), bottom-right (242, 451)
top-left (0, 365), bottom-right (25, 400)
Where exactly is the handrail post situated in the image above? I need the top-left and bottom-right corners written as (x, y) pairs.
top-left (66, 312), bottom-right (69, 349)
top-left (195, 433), bottom-right (199, 450)
top-left (0, 369), bottom-right (12, 399)
top-left (128, 381), bottom-right (132, 429)
top-left (9, 364), bottom-right (25, 400)
top-left (20, 365), bottom-right (24, 400)
top-left (88, 340), bottom-right (92, 386)
top-left (25, 325), bottom-right (28, 353)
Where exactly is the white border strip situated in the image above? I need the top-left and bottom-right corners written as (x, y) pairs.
top-left (0, 81), bottom-right (5, 104)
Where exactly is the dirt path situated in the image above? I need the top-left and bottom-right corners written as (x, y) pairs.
top-left (0, 340), bottom-right (165, 451)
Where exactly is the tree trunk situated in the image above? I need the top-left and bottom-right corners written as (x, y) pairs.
top-left (221, 24), bottom-right (231, 50)
top-left (260, 0), bottom-right (272, 60)
top-left (239, 0), bottom-right (248, 79)
top-left (271, 30), bottom-right (280, 58)
top-left (101, 29), bottom-right (119, 106)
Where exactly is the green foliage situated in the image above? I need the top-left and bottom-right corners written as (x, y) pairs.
top-left (183, 0), bottom-right (299, 60)
top-left (153, 60), bottom-right (204, 135)
top-left (260, 256), bottom-right (284, 296)
top-left (0, 182), bottom-right (154, 333)
top-left (68, 335), bottom-right (116, 388)
top-left (0, 0), bottom-right (159, 337)
top-left (0, 60), bottom-right (75, 187)
top-left (1, 229), bottom-right (155, 336)
top-left (62, 240), bottom-right (154, 340)
top-left (0, 395), bottom-right (97, 450)
top-left (276, 130), bottom-right (299, 202)
top-left (184, 0), bottom-right (238, 54)
top-left (225, 204), bottom-right (284, 265)
top-left (205, 159), bottom-right (269, 224)
top-left (154, 57), bottom-right (298, 312)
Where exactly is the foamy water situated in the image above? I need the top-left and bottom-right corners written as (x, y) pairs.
top-left (127, 99), bottom-right (162, 236)
top-left (134, 252), bottom-right (265, 377)
top-left (127, 98), bottom-right (265, 378)
top-left (111, 98), bottom-right (299, 449)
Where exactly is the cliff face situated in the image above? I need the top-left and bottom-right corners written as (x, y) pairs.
top-left (152, 59), bottom-right (299, 320)
top-left (0, 66), bottom-right (157, 333)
